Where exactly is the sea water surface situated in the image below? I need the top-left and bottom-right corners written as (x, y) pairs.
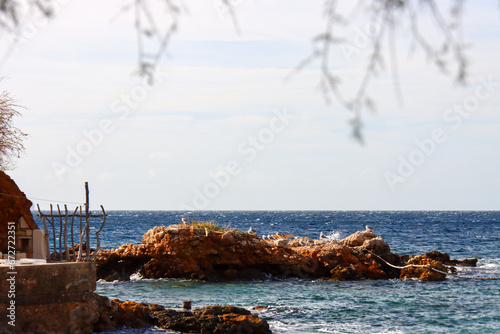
top-left (61, 211), bottom-right (500, 334)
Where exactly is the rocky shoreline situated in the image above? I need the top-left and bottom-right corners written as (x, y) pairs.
top-left (95, 223), bottom-right (477, 283)
top-left (90, 222), bottom-right (478, 333)
top-left (94, 294), bottom-right (271, 334)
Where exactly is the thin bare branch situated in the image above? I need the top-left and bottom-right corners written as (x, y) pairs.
top-left (133, 0), bottom-right (181, 80)
top-left (221, 0), bottom-right (241, 35)
top-left (291, 0), bottom-right (471, 142)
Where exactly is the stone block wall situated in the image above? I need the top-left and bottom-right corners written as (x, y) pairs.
top-left (0, 262), bottom-right (98, 334)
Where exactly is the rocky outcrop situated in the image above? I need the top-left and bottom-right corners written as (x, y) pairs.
top-left (398, 251), bottom-right (478, 281)
top-left (93, 294), bottom-right (158, 331)
top-left (0, 171), bottom-right (37, 227)
top-left (93, 294), bottom-right (271, 334)
top-left (95, 224), bottom-right (477, 282)
top-left (399, 254), bottom-right (448, 281)
top-left (0, 171), bottom-right (38, 252)
top-left (421, 250), bottom-right (478, 267)
top-left (152, 305), bottom-right (271, 334)
top-left (96, 225), bottom-right (396, 281)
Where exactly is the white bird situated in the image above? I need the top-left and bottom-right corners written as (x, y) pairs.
top-left (248, 227), bottom-right (258, 235)
top-left (365, 225), bottom-right (374, 232)
top-left (181, 218), bottom-right (190, 224)
top-left (320, 232), bottom-right (327, 239)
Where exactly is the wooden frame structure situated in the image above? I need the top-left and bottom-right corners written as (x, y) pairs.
top-left (36, 182), bottom-right (107, 262)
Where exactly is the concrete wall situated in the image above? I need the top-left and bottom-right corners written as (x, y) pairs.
top-left (0, 262), bottom-right (98, 334)
top-left (32, 230), bottom-right (48, 260)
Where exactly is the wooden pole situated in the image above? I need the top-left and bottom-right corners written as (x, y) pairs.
top-left (91, 205), bottom-right (107, 260)
top-left (182, 301), bottom-right (192, 310)
top-left (57, 205), bottom-right (63, 260)
top-left (77, 206), bottom-right (83, 262)
top-left (85, 181), bottom-right (90, 218)
top-left (70, 207), bottom-right (77, 259)
top-left (50, 204), bottom-right (56, 260)
top-left (64, 205), bottom-right (70, 261)
top-left (85, 182), bottom-right (90, 261)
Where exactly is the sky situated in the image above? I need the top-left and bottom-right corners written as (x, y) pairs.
top-left (1, 0), bottom-right (499, 211)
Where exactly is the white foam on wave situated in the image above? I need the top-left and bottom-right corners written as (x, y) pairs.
top-left (477, 258), bottom-right (500, 275)
top-left (325, 230), bottom-right (342, 241)
top-left (130, 272), bottom-right (144, 281)
top-left (268, 320), bottom-right (303, 334)
top-left (478, 258), bottom-right (500, 268)
top-left (267, 304), bottom-right (394, 333)
top-left (452, 258), bottom-right (500, 279)
top-left (96, 278), bottom-right (121, 285)
top-left (267, 312), bottom-right (409, 334)
top-left (481, 263), bottom-right (499, 270)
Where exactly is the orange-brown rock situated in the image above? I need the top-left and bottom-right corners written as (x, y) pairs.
top-left (0, 171), bottom-right (38, 251)
top-left (400, 254), bottom-right (448, 281)
top-left (423, 250), bottom-right (478, 267)
top-left (152, 305), bottom-right (271, 334)
top-left (92, 293), bottom-right (271, 333)
top-left (93, 294), bottom-right (160, 331)
top-left (95, 226), bottom-right (402, 281)
top-left (95, 224), bottom-right (477, 282)
top-left (340, 230), bottom-right (377, 247)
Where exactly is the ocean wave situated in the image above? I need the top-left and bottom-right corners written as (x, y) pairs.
top-left (268, 319), bottom-right (408, 334)
top-left (130, 272), bottom-right (144, 281)
top-left (452, 263), bottom-right (500, 280)
top-left (97, 278), bottom-right (122, 285)
top-left (325, 230), bottom-right (342, 241)
top-left (478, 258), bottom-right (500, 270)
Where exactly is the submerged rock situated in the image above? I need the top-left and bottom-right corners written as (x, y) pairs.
top-left (95, 224), bottom-right (477, 282)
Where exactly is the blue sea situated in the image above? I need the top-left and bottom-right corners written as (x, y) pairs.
top-left (39, 211), bottom-right (500, 334)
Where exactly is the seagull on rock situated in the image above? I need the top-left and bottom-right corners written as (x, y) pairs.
top-left (365, 225), bottom-right (374, 232)
top-left (181, 218), bottom-right (190, 224)
top-left (320, 232), bottom-right (328, 240)
top-left (248, 227), bottom-right (259, 235)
